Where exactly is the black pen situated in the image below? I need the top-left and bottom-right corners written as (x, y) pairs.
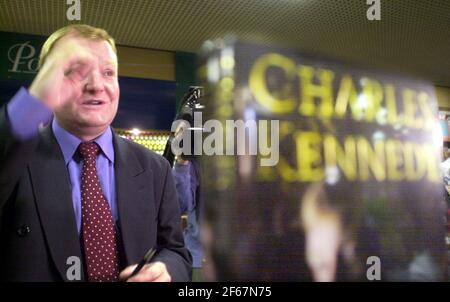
top-left (128, 247), bottom-right (157, 279)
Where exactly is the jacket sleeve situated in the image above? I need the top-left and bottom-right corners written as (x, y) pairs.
top-left (0, 107), bottom-right (37, 210)
top-left (0, 88), bottom-right (52, 215)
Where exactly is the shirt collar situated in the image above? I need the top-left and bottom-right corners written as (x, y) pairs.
top-left (52, 119), bottom-right (115, 165)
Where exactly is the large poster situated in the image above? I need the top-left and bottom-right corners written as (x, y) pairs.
top-left (199, 41), bottom-right (447, 281)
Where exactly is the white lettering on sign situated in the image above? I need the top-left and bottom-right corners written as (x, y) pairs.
top-left (7, 41), bottom-right (39, 74)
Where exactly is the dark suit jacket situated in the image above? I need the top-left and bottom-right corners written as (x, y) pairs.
top-left (0, 107), bottom-right (192, 281)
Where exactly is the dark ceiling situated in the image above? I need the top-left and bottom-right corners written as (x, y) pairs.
top-left (1, 0), bottom-right (449, 87)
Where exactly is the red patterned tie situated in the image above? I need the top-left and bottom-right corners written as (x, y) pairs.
top-left (78, 142), bottom-right (119, 282)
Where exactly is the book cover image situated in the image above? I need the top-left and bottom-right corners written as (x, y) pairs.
top-left (197, 40), bottom-right (447, 281)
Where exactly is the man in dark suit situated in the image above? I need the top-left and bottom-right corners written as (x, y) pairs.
top-left (0, 24), bottom-right (191, 282)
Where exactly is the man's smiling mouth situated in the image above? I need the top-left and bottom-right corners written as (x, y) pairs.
top-left (82, 99), bottom-right (106, 106)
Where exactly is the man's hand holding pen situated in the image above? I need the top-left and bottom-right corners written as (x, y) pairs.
top-left (119, 261), bottom-right (171, 282)
top-left (119, 248), bottom-right (172, 282)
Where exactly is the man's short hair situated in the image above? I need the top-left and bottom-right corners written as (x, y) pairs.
top-left (39, 24), bottom-right (117, 68)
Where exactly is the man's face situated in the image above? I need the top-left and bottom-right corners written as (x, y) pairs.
top-left (53, 35), bottom-right (119, 138)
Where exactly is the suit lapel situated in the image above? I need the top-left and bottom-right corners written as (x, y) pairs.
top-left (29, 126), bottom-right (84, 281)
top-left (113, 133), bottom-right (155, 265)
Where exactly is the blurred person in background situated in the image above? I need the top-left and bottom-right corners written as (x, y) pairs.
top-left (173, 121), bottom-right (204, 281)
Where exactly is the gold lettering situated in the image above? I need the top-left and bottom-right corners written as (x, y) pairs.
top-left (402, 88), bottom-right (423, 129)
top-left (385, 84), bottom-right (401, 125)
top-left (404, 142), bottom-right (426, 181)
top-left (357, 137), bottom-right (386, 181)
top-left (297, 131), bottom-right (324, 181)
top-left (298, 66), bottom-right (334, 118)
top-left (335, 75), bottom-right (361, 120)
top-left (417, 92), bottom-right (436, 130)
top-left (385, 139), bottom-right (404, 181)
top-left (249, 53), bottom-right (297, 114)
top-left (324, 134), bottom-right (357, 180)
top-left (422, 144), bottom-right (441, 183)
top-left (361, 79), bottom-right (383, 122)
